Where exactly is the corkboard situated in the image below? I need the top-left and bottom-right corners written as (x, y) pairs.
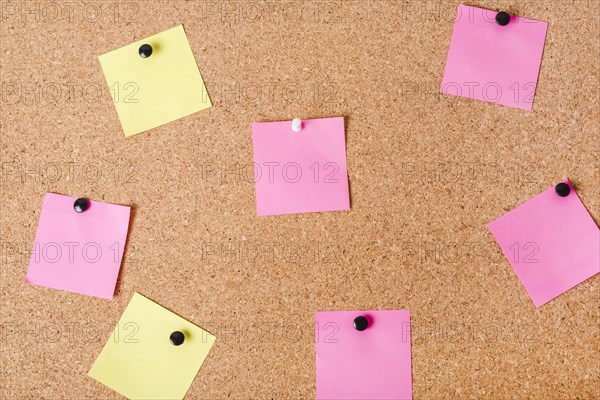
top-left (1, 0), bottom-right (599, 399)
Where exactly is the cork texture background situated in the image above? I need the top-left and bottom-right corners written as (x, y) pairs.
top-left (1, 0), bottom-right (599, 399)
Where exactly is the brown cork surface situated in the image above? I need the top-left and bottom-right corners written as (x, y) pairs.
top-left (1, 0), bottom-right (599, 399)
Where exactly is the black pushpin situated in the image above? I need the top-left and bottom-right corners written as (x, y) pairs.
top-left (353, 316), bottom-right (368, 331)
top-left (73, 198), bottom-right (89, 213)
top-left (170, 331), bottom-right (185, 346)
top-left (139, 44), bottom-right (153, 58)
top-left (555, 182), bottom-right (571, 197)
top-left (495, 11), bottom-right (510, 26)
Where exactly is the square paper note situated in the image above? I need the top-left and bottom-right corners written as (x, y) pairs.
top-left (25, 193), bottom-right (130, 299)
top-left (488, 180), bottom-right (600, 307)
top-left (441, 4), bottom-right (548, 110)
top-left (89, 293), bottom-right (216, 399)
top-left (316, 310), bottom-right (412, 400)
top-left (251, 117), bottom-right (350, 216)
top-left (99, 25), bottom-right (212, 136)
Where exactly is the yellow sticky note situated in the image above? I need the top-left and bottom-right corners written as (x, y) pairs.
top-left (88, 293), bottom-right (216, 399)
top-left (98, 25), bottom-right (212, 136)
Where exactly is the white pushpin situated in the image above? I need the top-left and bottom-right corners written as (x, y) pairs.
top-left (291, 118), bottom-right (302, 132)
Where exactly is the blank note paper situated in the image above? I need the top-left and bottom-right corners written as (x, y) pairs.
top-left (316, 310), bottom-right (412, 400)
top-left (25, 193), bottom-right (130, 299)
top-left (488, 180), bottom-right (600, 307)
top-left (251, 117), bottom-right (350, 216)
top-left (89, 293), bottom-right (216, 400)
top-left (99, 25), bottom-right (212, 136)
top-left (441, 4), bottom-right (548, 110)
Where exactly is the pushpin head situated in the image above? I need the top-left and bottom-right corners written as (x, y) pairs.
top-left (139, 44), bottom-right (153, 58)
top-left (495, 11), bottom-right (510, 26)
top-left (291, 118), bottom-right (302, 132)
top-left (170, 331), bottom-right (185, 346)
top-left (353, 316), bottom-right (368, 331)
top-left (555, 182), bottom-right (571, 197)
top-left (73, 198), bottom-right (89, 213)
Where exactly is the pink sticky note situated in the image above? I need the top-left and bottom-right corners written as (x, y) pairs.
top-left (316, 310), bottom-right (412, 400)
top-left (251, 117), bottom-right (350, 216)
top-left (488, 180), bottom-right (600, 307)
top-left (25, 193), bottom-right (131, 299)
top-left (441, 4), bottom-right (548, 110)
